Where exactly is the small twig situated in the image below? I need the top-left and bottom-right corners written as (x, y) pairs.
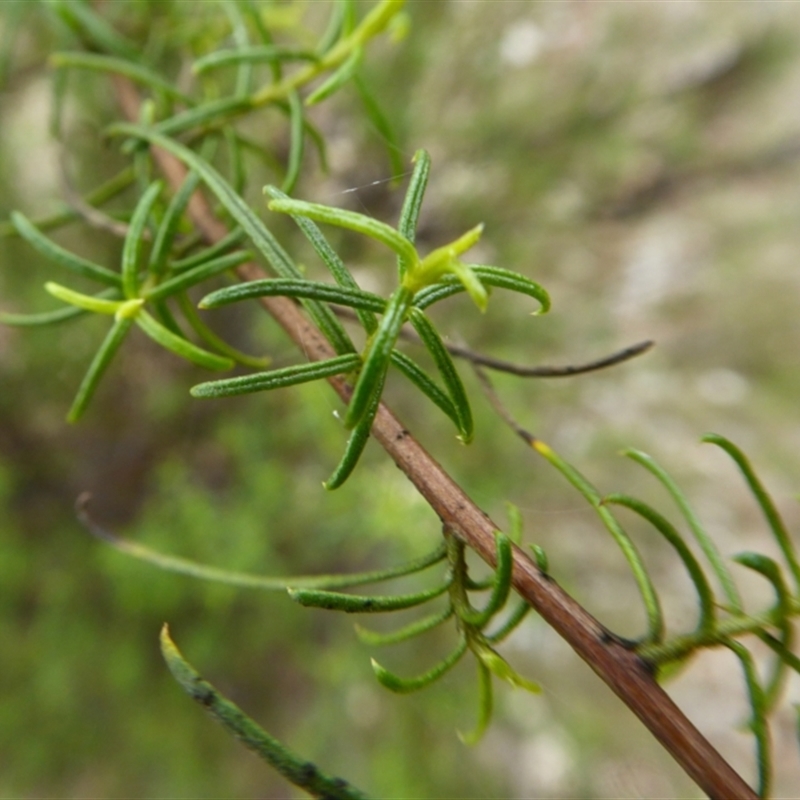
top-left (75, 491), bottom-right (118, 544)
top-left (59, 150), bottom-right (136, 239)
top-left (471, 365), bottom-right (538, 446)
top-left (446, 338), bottom-right (654, 378)
top-left (335, 306), bottom-right (655, 378)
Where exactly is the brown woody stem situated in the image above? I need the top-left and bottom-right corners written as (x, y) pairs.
top-left (113, 76), bottom-right (756, 800)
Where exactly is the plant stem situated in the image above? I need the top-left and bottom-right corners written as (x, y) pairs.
top-left (113, 76), bottom-right (758, 800)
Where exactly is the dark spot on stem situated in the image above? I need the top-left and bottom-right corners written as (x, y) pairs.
top-left (299, 761), bottom-right (318, 782)
top-left (193, 683), bottom-right (215, 707)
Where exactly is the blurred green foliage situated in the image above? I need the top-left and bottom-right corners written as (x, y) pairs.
top-left (3, 1), bottom-right (800, 797)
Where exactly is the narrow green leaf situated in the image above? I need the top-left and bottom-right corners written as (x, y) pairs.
top-left (160, 626), bottom-right (367, 800)
top-left (355, 606), bottom-right (453, 647)
top-left (529, 544), bottom-right (549, 572)
top-left (151, 96), bottom-right (253, 139)
top-left (264, 186), bottom-right (377, 332)
top-left (344, 286), bottom-right (412, 429)
top-left (460, 532), bottom-right (513, 628)
top-left (397, 150), bottom-right (430, 245)
top-left (396, 149), bottom-right (431, 278)
top-left (50, 52), bottom-right (192, 102)
top-left (193, 45), bottom-right (320, 75)
top-left (171, 229), bottom-right (247, 272)
top-left (316, 0), bottom-right (349, 54)
top-left (67, 316), bottom-right (133, 423)
top-left (221, 0), bottom-right (253, 97)
top-left (122, 180), bottom-right (163, 298)
top-left (11, 212), bottom-right (121, 287)
top-left (473, 644), bottom-right (541, 694)
top-left (223, 125), bottom-right (246, 195)
top-left (389, 350), bottom-right (460, 430)
top-left (408, 307), bottom-right (473, 442)
top-left (733, 552), bottom-right (792, 712)
top-left (704, 433), bottom-right (800, 592)
top-left (372, 635), bottom-right (468, 694)
top-left (533, 440), bottom-right (664, 644)
top-left (148, 174), bottom-right (200, 276)
top-left (0, 167), bottom-right (135, 239)
top-left (485, 600), bottom-right (531, 644)
top-left (144, 251), bottom-right (252, 303)
top-left (50, 0), bottom-right (140, 61)
top-left (624, 448), bottom-right (742, 613)
top-left (324, 370), bottom-right (385, 490)
top-left (191, 353), bottom-right (361, 399)
top-left (723, 639), bottom-right (770, 799)
top-left (135, 310), bottom-right (234, 371)
top-left (458, 661), bottom-right (493, 745)
top-left (44, 282), bottom-right (128, 315)
top-left (306, 46), bottom-right (362, 106)
top-left (412, 266), bottom-right (550, 314)
top-left (200, 278), bottom-right (385, 313)
top-left (175, 292), bottom-right (269, 370)
top-left (0, 288), bottom-right (121, 327)
top-left (83, 513), bottom-right (446, 591)
top-left (353, 73), bottom-right (404, 180)
top-left (266, 192), bottom-right (418, 266)
top-left (288, 581), bottom-right (449, 613)
top-left (604, 494), bottom-right (716, 638)
top-left (505, 503), bottom-right (523, 544)
top-left (281, 90), bottom-right (305, 194)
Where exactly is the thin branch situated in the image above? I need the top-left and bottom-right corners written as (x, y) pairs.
top-left (58, 150), bottom-right (136, 240)
top-left (112, 75), bottom-right (757, 800)
top-left (336, 305), bottom-right (655, 378)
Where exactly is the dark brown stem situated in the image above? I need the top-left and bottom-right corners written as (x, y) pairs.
top-left (113, 76), bottom-right (756, 800)
top-left (336, 305), bottom-right (655, 378)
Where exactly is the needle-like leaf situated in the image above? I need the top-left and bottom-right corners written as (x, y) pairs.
top-left (191, 353), bottom-right (361, 399)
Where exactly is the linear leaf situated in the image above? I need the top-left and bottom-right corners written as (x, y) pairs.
top-left (344, 286), bottom-right (411, 429)
top-left (413, 266), bottom-right (550, 314)
top-left (534, 440), bottom-right (664, 644)
top-left (193, 45), bottom-right (320, 75)
top-left (355, 606), bottom-right (453, 647)
top-left (191, 353), bottom-right (361, 399)
top-left (460, 532), bottom-right (513, 628)
top-left (67, 316), bottom-right (133, 423)
top-left (372, 635), bottom-right (468, 694)
top-left (144, 251), bottom-right (251, 303)
top-left (266, 191), bottom-right (418, 266)
top-left (200, 278), bottom-right (385, 313)
top-left (306, 46), bottom-right (362, 106)
top-left (281, 90), bottom-right (304, 194)
top-left (459, 661), bottom-right (493, 745)
top-left (289, 581), bottom-right (449, 613)
top-left (50, 51), bottom-right (192, 102)
top-left (389, 350), bottom-right (460, 430)
top-left (264, 186), bottom-right (377, 331)
top-left (324, 370), bottom-right (385, 490)
top-left (605, 494), bottom-right (716, 638)
top-left (160, 627), bottom-right (367, 800)
top-left (12, 212), bottom-right (121, 287)
top-left (624, 448), bottom-right (742, 613)
top-left (122, 180), bottom-right (163, 298)
top-left (408, 308), bottom-right (473, 442)
top-left (704, 433), bottom-right (800, 591)
top-left (135, 310), bottom-right (234, 371)
top-left (175, 292), bottom-right (269, 370)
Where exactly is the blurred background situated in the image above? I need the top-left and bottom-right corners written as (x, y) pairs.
top-left (2, 1), bottom-right (800, 797)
